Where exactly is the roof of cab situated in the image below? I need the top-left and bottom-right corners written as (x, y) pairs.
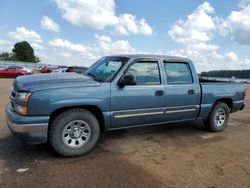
top-left (104, 54), bottom-right (191, 62)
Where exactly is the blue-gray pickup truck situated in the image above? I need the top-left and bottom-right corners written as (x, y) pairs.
top-left (6, 55), bottom-right (245, 156)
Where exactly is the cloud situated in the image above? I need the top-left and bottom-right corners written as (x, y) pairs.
top-left (0, 39), bottom-right (11, 52)
top-left (8, 27), bottom-right (42, 43)
top-left (238, 0), bottom-right (250, 8)
top-left (95, 34), bottom-right (112, 43)
top-left (46, 39), bottom-right (97, 66)
top-left (49, 38), bottom-right (91, 53)
top-left (222, 52), bottom-right (250, 69)
top-left (54, 0), bottom-right (153, 35)
top-left (167, 1), bottom-right (250, 70)
top-left (60, 52), bottom-right (71, 58)
top-left (115, 14), bottom-right (153, 35)
top-left (167, 2), bottom-right (223, 71)
top-left (222, 5), bottom-right (250, 45)
top-left (168, 1), bottom-right (215, 43)
top-left (31, 42), bottom-right (45, 50)
top-left (0, 39), bottom-right (11, 45)
top-left (45, 36), bottom-right (136, 66)
top-left (160, 47), bottom-right (250, 71)
top-left (225, 52), bottom-right (239, 62)
top-left (40, 49), bottom-right (97, 66)
top-left (41, 16), bottom-right (60, 32)
top-left (95, 34), bottom-right (135, 54)
top-left (186, 42), bottom-right (219, 52)
top-left (166, 2), bottom-right (250, 71)
top-left (97, 39), bottom-right (135, 55)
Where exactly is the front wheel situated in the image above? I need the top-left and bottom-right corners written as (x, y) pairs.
top-left (49, 109), bottom-right (100, 157)
top-left (204, 102), bottom-right (230, 132)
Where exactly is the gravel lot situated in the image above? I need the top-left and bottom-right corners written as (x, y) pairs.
top-left (0, 78), bottom-right (250, 188)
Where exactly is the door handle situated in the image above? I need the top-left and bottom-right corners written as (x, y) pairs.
top-left (188, 89), bottom-right (195, 95)
top-left (155, 90), bottom-right (164, 96)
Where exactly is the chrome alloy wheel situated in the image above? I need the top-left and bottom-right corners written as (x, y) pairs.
top-left (62, 120), bottom-right (91, 148)
top-left (214, 108), bottom-right (226, 127)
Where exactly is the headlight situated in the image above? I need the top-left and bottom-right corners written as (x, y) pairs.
top-left (14, 104), bottom-right (28, 115)
top-left (15, 92), bottom-right (31, 102)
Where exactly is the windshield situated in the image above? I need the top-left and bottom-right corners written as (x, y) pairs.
top-left (85, 57), bottom-right (129, 82)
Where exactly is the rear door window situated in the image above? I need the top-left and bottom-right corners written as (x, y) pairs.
top-left (164, 62), bottom-right (193, 84)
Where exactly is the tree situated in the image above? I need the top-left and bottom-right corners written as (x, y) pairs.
top-left (11, 41), bottom-right (40, 63)
top-left (0, 52), bottom-right (10, 60)
top-left (201, 70), bottom-right (250, 79)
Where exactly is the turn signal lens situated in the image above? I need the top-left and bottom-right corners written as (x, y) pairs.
top-left (14, 104), bottom-right (28, 115)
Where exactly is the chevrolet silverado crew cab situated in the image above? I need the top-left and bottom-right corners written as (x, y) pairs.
top-left (6, 55), bottom-right (245, 157)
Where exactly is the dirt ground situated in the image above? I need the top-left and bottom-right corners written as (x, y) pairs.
top-left (0, 78), bottom-right (249, 188)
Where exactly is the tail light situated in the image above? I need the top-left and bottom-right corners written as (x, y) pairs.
top-left (243, 88), bottom-right (246, 100)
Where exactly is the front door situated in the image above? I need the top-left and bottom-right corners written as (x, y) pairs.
top-left (110, 59), bottom-right (165, 128)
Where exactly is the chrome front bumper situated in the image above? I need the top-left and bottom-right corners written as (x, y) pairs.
top-left (6, 104), bottom-right (49, 144)
top-left (7, 118), bottom-right (48, 144)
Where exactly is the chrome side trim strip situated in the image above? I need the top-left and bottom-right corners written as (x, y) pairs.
top-left (114, 111), bottom-right (164, 118)
top-left (113, 107), bottom-right (196, 118)
top-left (113, 107), bottom-right (165, 113)
top-left (166, 108), bottom-right (196, 114)
top-left (165, 105), bottom-right (197, 109)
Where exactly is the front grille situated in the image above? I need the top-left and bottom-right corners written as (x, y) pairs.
top-left (9, 87), bottom-right (16, 112)
top-left (10, 101), bottom-right (14, 111)
top-left (10, 88), bottom-right (16, 100)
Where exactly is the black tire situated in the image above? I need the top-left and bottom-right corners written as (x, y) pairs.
top-left (49, 108), bottom-right (100, 157)
top-left (16, 74), bottom-right (21, 77)
top-left (204, 102), bottom-right (230, 132)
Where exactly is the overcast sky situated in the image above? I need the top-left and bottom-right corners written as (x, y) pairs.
top-left (1, 0), bottom-right (250, 72)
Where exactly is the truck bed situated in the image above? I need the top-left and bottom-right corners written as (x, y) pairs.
top-left (198, 81), bottom-right (244, 119)
top-left (199, 78), bottom-right (233, 83)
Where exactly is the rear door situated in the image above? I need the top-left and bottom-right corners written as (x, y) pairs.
top-left (163, 61), bottom-right (200, 122)
top-left (110, 59), bottom-right (165, 128)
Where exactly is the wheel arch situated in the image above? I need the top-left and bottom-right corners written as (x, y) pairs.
top-left (213, 98), bottom-right (233, 111)
top-left (48, 105), bottom-right (105, 133)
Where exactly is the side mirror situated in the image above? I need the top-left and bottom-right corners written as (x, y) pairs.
top-left (118, 75), bottom-right (137, 87)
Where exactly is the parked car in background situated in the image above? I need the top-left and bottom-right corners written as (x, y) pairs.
top-left (66, 66), bottom-right (87, 74)
top-left (53, 68), bottom-right (67, 73)
top-left (11, 66), bottom-right (33, 74)
top-left (39, 66), bottom-right (52, 73)
top-left (57, 65), bottom-right (68, 69)
top-left (0, 66), bottom-right (30, 78)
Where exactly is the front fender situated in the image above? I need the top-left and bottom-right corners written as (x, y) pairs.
top-left (48, 98), bottom-right (107, 114)
top-left (28, 84), bottom-right (110, 116)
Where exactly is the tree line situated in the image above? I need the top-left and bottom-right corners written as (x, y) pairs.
top-left (0, 41), bottom-right (40, 63)
top-left (201, 70), bottom-right (250, 79)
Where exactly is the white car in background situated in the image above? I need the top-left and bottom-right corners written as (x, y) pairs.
top-left (21, 67), bottom-right (33, 73)
top-left (53, 68), bottom-right (67, 73)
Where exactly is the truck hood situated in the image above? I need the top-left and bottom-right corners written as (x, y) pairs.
top-left (13, 73), bottom-right (100, 92)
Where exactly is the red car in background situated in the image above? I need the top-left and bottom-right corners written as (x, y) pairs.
top-left (0, 66), bottom-right (30, 78)
top-left (38, 66), bottom-right (57, 73)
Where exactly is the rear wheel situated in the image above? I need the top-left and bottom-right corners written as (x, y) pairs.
top-left (204, 102), bottom-right (230, 132)
top-left (49, 109), bottom-right (100, 157)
